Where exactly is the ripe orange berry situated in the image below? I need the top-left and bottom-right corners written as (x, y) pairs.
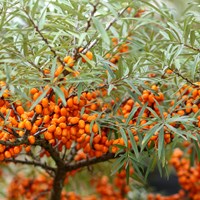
top-left (60, 107), bottom-right (68, 116)
top-left (35, 118), bottom-right (43, 126)
top-left (44, 131), bottom-right (53, 140)
top-left (63, 55), bottom-right (70, 63)
top-left (185, 103), bottom-right (192, 113)
top-left (78, 120), bottom-right (85, 129)
top-left (28, 135), bottom-right (35, 144)
top-left (67, 98), bottom-right (73, 108)
top-left (192, 104), bottom-right (198, 113)
top-left (67, 57), bottom-right (75, 68)
top-left (55, 127), bottom-right (62, 136)
top-left (13, 146), bottom-right (21, 154)
top-left (30, 125), bottom-right (38, 134)
top-left (25, 146), bottom-right (31, 152)
top-left (48, 124), bottom-right (56, 133)
top-left (177, 110), bottom-right (185, 116)
top-left (18, 121), bottom-right (25, 129)
top-left (58, 116), bottom-right (66, 124)
top-left (70, 117), bottom-right (79, 125)
top-left (59, 122), bottom-right (67, 129)
top-left (54, 105), bottom-right (60, 114)
top-left (35, 104), bottom-right (43, 114)
top-left (4, 150), bottom-right (11, 158)
top-left (85, 123), bottom-right (90, 134)
top-left (92, 123), bottom-right (99, 133)
top-left (25, 120), bottom-right (32, 131)
top-left (54, 65), bottom-right (63, 77)
top-left (41, 98), bottom-right (49, 108)
top-left (86, 51), bottom-right (93, 60)
top-left (16, 106), bottom-right (24, 115)
top-left (30, 88), bottom-right (38, 95)
top-left (43, 115), bottom-right (50, 124)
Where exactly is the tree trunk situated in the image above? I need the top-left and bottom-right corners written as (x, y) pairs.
top-left (50, 165), bottom-right (66, 200)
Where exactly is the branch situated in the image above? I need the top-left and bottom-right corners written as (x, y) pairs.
top-left (65, 152), bottom-right (117, 172)
top-left (184, 44), bottom-right (200, 52)
top-left (72, 2), bottom-right (99, 58)
top-left (81, 6), bottom-right (129, 55)
top-left (171, 68), bottom-right (200, 88)
top-left (39, 140), bottom-right (64, 166)
top-left (24, 10), bottom-right (69, 75)
top-left (4, 158), bottom-right (55, 172)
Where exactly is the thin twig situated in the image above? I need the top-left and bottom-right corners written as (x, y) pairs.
top-left (183, 44), bottom-right (200, 52)
top-left (4, 158), bottom-right (55, 172)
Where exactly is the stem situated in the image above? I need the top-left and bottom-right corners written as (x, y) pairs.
top-left (50, 165), bottom-right (66, 200)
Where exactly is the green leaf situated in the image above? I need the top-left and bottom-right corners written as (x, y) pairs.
top-left (165, 124), bottom-right (188, 140)
top-left (141, 124), bottom-right (163, 151)
top-left (92, 17), bottom-right (110, 46)
top-left (120, 127), bottom-right (128, 147)
top-left (31, 0), bottom-right (40, 17)
top-left (38, 7), bottom-right (47, 30)
top-left (126, 163), bottom-right (130, 184)
top-left (136, 102), bottom-right (148, 126)
top-left (194, 140), bottom-right (200, 161)
top-left (158, 127), bottom-right (164, 160)
top-left (111, 155), bottom-right (126, 175)
top-left (53, 86), bottom-right (67, 106)
top-left (127, 129), bottom-right (139, 159)
top-left (125, 106), bottom-right (139, 126)
top-left (190, 30), bottom-right (195, 46)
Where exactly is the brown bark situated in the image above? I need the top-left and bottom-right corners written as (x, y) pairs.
top-left (50, 165), bottom-right (66, 200)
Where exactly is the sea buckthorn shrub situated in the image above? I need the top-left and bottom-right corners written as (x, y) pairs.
top-left (0, 0), bottom-right (199, 199)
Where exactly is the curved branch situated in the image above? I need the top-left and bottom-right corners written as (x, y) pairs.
top-left (65, 152), bottom-right (116, 172)
top-left (4, 158), bottom-right (55, 172)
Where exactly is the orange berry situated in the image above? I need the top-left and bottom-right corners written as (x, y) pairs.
top-left (13, 146), bottom-right (21, 154)
top-left (25, 120), bottom-right (32, 131)
top-left (67, 98), bottom-right (73, 108)
top-left (54, 105), bottom-right (60, 114)
top-left (58, 116), bottom-right (66, 124)
top-left (35, 104), bottom-right (43, 114)
top-left (41, 98), bottom-right (49, 108)
top-left (54, 65), bottom-right (63, 77)
top-left (70, 117), bottom-right (79, 125)
top-left (48, 124), bottom-right (56, 133)
top-left (43, 115), bottom-right (50, 124)
top-left (60, 108), bottom-right (68, 116)
top-left (4, 150), bottom-right (11, 158)
top-left (85, 123), bottom-right (90, 134)
top-left (30, 88), bottom-right (38, 95)
top-left (142, 93), bottom-right (149, 101)
top-left (92, 123), bottom-right (99, 133)
top-left (67, 57), bottom-right (75, 67)
top-left (16, 106), bottom-right (24, 115)
top-left (177, 110), bottom-right (185, 116)
top-left (63, 55), bottom-right (70, 63)
top-left (25, 146), bottom-right (31, 152)
top-left (55, 127), bottom-right (62, 136)
top-left (166, 69), bottom-right (173, 74)
top-left (185, 103), bottom-right (192, 113)
top-left (192, 104), bottom-right (198, 113)
top-left (59, 122), bottom-right (67, 129)
top-left (78, 120), bottom-right (85, 129)
top-left (18, 121), bottom-right (25, 129)
top-left (35, 118), bottom-right (43, 126)
top-left (28, 135), bottom-right (35, 144)
top-left (44, 131), bottom-right (53, 140)
top-left (86, 51), bottom-right (93, 60)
